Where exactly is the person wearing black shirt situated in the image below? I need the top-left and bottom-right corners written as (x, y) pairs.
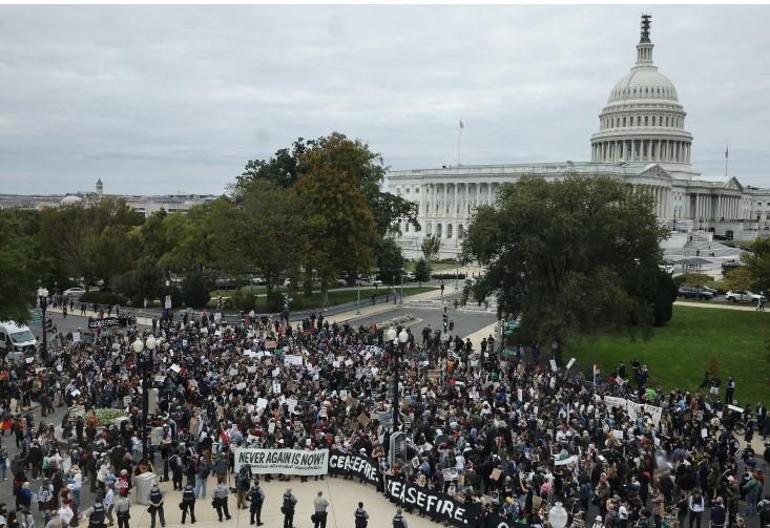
top-left (180, 483), bottom-right (196, 524)
top-left (249, 481), bottom-right (265, 526)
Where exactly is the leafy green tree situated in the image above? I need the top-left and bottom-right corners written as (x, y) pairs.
top-left (295, 134), bottom-right (378, 305)
top-left (39, 198), bottom-right (141, 289)
top-left (743, 237), bottom-right (770, 293)
top-left (414, 258), bottom-right (432, 286)
top-left (725, 267), bottom-right (753, 292)
top-left (209, 184), bottom-right (304, 295)
top-left (462, 175), bottom-right (668, 348)
top-left (421, 234), bottom-right (441, 263)
top-left (676, 273), bottom-right (713, 287)
top-left (157, 204), bottom-right (216, 274)
top-left (0, 210), bottom-right (39, 322)
top-left (180, 270), bottom-right (211, 309)
top-left (375, 238), bottom-right (405, 285)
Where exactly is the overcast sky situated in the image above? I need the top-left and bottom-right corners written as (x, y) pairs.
top-left (1, 5), bottom-right (769, 195)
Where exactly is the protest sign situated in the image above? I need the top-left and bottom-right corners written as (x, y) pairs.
top-left (386, 478), bottom-right (479, 527)
top-left (234, 448), bottom-right (328, 476)
top-left (328, 449), bottom-right (379, 485)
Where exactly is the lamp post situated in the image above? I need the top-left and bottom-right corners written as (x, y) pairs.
top-left (133, 334), bottom-right (157, 459)
top-left (385, 325), bottom-right (397, 428)
top-left (548, 502), bottom-right (568, 528)
top-left (37, 287), bottom-right (49, 361)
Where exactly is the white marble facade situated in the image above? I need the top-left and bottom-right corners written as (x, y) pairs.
top-left (388, 16), bottom-right (770, 258)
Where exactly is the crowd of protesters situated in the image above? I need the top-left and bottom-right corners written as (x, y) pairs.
top-left (0, 309), bottom-right (768, 528)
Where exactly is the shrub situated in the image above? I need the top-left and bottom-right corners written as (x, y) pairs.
top-left (431, 273), bottom-right (466, 280)
top-left (80, 291), bottom-right (127, 306)
top-left (231, 290), bottom-right (256, 312)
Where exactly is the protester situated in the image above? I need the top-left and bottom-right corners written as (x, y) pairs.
top-left (1, 308), bottom-right (766, 528)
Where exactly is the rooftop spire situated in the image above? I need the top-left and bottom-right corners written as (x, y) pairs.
top-left (635, 14), bottom-right (654, 66)
top-left (640, 14), bottom-right (652, 43)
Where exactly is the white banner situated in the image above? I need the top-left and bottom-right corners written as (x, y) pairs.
top-left (603, 396), bottom-right (663, 426)
top-left (233, 448), bottom-right (329, 475)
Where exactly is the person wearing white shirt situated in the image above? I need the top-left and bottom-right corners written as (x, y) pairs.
top-left (689, 490), bottom-right (705, 528)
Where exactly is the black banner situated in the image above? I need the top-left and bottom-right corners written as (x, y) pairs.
top-left (484, 512), bottom-right (516, 528)
top-left (328, 449), bottom-right (379, 486)
top-left (88, 317), bottom-right (120, 329)
top-left (386, 477), bottom-right (479, 527)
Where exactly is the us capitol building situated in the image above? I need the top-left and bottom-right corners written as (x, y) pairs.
top-left (388, 16), bottom-right (770, 259)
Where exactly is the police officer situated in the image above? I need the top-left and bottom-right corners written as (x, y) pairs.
top-left (249, 481), bottom-right (265, 526)
top-left (180, 482), bottom-right (196, 524)
top-left (354, 502), bottom-right (369, 528)
top-left (88, 499), bottom-right (106, 528)
top-left (392, 507), bottom-right (408, 528)
top-left (281, 488), bottom-right (297, 528)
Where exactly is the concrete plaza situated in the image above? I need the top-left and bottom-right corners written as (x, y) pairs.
top-left (120, 473), bottom-right (440, 528)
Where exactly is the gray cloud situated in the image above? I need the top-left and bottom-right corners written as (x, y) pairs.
top-left (1, 5), bottom-right (769, 195)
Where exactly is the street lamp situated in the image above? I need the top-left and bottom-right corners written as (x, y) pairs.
top-left (548, 502), bottom-right (568, 528)
top-left (385, 325), bottom-right (398, 428)
top-left (133, 334), bottom-right (157, 459)
top-left (37, 287), bottom-right (49, 361)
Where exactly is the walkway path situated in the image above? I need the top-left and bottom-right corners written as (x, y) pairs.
top-left (674, 300), bottom-right (767, 312)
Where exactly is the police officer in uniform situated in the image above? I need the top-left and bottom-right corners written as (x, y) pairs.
top-left (88, 500), bottom-right (106, 528)
top-left (248, 481), bottom-right (264, 526)
top-left (354, 502), bottom-right (369, 528)
top-left (180, 482), bottom-right (196, 524)
top-left (392, 507), bottom-right (408, 528)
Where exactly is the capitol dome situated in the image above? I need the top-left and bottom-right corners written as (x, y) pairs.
top-left (608, 68), bottom-right (678, 104)
top-left (591, 15), bottom-right (693, 167)
top-left (60, 194), bottom-right (83, 206)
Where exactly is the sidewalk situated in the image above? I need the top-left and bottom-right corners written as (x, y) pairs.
top-left (463, 321), bottom-right (499, 347)
top-left (674, 300), bottom-right (768, 313)
top-left (46, 288), bottom-right (446, 329)
top-left (123, 474), bottom-right (439, 528)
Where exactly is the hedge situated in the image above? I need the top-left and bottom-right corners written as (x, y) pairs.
top-left (80, 291), bottom-right (128, 306)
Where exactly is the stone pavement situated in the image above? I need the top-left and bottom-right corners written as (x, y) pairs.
top-left (121, 474), bottom-right (439, 528)
top-left (674, 300), bottom-right (768, 312)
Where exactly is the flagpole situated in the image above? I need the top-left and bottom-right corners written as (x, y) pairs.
top-left (457, 122), bottom-right (462, 166)
top-left (725, 145), bottom-right (728, 177)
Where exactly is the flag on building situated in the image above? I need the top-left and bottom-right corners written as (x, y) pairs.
top-left (725, 145), bottom-right (729, 159)
top-left (459, 120), bottom-right (464, 129)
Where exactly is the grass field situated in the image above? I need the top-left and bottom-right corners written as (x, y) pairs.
top-left (571, 306), bottom-right (770, 404)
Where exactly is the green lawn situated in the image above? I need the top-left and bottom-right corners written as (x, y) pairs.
top-left (571, 306), bottom-right (770, 404)
top-left (404, 259), bottom-right (459, 272)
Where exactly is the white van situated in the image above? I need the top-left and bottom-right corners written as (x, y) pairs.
top-left (0, 321), bottom-right (37, 358)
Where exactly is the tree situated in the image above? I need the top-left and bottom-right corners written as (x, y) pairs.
top-left (375, 238), bottom-right (405, 285)
top-left (295, 134), bottom-right (378, 305)
top-left (157, 204), bottom-right (217, 274)
top-left (0, 210), bottom-right (39, 322)
top-left (210, 183), bottom-right (304, 295)
top-left (180, 270), bottom-right (211, 309)
top-left (421, 234), bottom-right (441, 263)
top-left (414, 258), bottom-right (432, 286)
top-left (725, 267), bottom-right (753, 292)
top-left (39, 198), bottom-right (141, 289)
top-left (462, 175), bottom-right (669, 347)
top-left (743, 237), bottom-right (770, 293)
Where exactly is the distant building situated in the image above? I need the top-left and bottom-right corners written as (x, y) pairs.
top-left (0, 178), bottom-right (216, 216)
top-left (388, 15), bottom-right (770, 258)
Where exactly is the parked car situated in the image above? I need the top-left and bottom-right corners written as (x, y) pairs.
top-left (63, 287), bottom-right (85, 297)
top-left (677, 286), bottom-right (714, 300)
top-left (403, 272), bottom-right (417, 282)
top-left (725, 290), bottom-right (766, 303)
top-left (335, 278), bottom-right (348, 287)
top-left (250, 276), bottom-right (267, 286)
